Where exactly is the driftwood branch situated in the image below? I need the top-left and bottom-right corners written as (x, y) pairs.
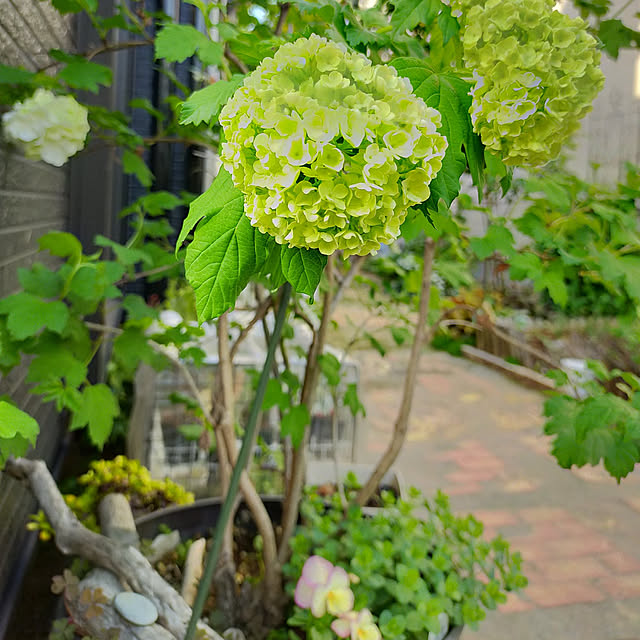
top-left (356, 237), bottom-right (435, 506)
top-left (4, 458), bottom-right (223, 640)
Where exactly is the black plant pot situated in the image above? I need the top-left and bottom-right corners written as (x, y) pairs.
top-left (134, 495), bottom-right (285, 540)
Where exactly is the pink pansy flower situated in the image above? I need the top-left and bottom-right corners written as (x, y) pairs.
top-left (331, 609), bottom-right (381, 640)
top-left (294, 556), bottom-right (355, 617)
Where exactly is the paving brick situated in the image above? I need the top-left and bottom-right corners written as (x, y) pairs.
top-left (502, 478), bottom-right (539, 493)
top-left (600, 552), bottom-right (640, 574)
top-left (598, 574), bottom-right (640, 599)
top-left (541, 536), bottom-right (614, 558)
top-left (445, 483), bottom-right (483, 496)
top-left (519, 506), bottom-right (572, 524)
top-left (471, 509), bottom-right (520, 529)
top-left (624, 497), bottom-right (640, 514)
top-left (526, 580), bottom-right (606, 607)
top-left (530, 519), bottom-right (595, 540)
top-left (445, 469), bottom-right (500, 484)
top-left (500, 593), bottom-right (535, 613)
top-left (536, 557), bottom-right (610, 581)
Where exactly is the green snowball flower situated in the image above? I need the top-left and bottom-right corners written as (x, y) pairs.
top-left (451, 0), bottom-right (604, 166)
top-left (219, 35), bottom-right (448, 257)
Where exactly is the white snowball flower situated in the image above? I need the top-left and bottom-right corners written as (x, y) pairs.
top-left (2, 89), bottom-right (90, 167)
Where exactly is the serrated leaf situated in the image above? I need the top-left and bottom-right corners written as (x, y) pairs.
top-left (437, 5), bottom-right (460, 45)
top-left (122, 294), bottom-right (159, 323)
top-left (0, 293), bottom-right (69, 340)
top-left (0, 64), bottom-right (37, 85)
top-left (391, 326), bottom-right (411, 346)
top-left (184, 190), bottom-right (269, 321)
top-left (70, 384), bottom-right (119, 449)
top-left (135, 191), bottom-right (183, 216)
top-left (281, 404), bottom-right (310, 448)
top-left (0, 401), bottom-right (38, 445)
top-left (391, 0), bottom-right (440, 34)
top-left (582, 427), bottom-right (616, 466)
top-left (18, 263), bottom-right (64, 298)
top-left (178, 424), bottom-right (205, 441)
top-left (344, 383), bottom-right (366, 417)
top-left (58, 59), bottom-right (112, 93)
top-left (155, 24), bottom-right (223, 65)
top-left (122, 150), bottom-right (153, 187)
top-left (180, 75), bottom-right (245, 126)
top-left (176, 168), bottom-right (242, 252)
top-left (39, 231), bottom-right (83, 264)
top-left (114, 327), bottom-right (167, 377)
top-left (27, 338), bottom-right (87, 388)
top-left (603, 439), bottom-right (638, 481)
top-left (262, 378), bottom-right (290, 411)
top-left (364, 332), bottom-right (386, 357)
top-left (280, 246), bottom-right (327, 296)
top-left (469, 226), bottom-right (515, 260)
top-left (392, 59), bottom-right (484, 208)
top-left (95, 235), bottom-right (152, 267)
top-left (318, 352), bottom-right (341, 387)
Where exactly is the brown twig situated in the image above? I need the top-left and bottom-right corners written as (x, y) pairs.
top-left (229, 296), bottom-right (273, 360)
top-left (274, 3), bottom-right (290, 36)
top-left (329, 255), bottom-right (365, 315)
top-left (224, 46), bottom-right (249, 74)
top-left (356, 237), bottom-right (436, 507)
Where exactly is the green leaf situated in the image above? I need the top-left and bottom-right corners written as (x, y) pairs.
top-left (391, 0), bottom-right (440, 34)
top-left (538, 261), bottom-right (568, 308)
top-left (598, 19), bottom-right (640, 59)
top-left (603, 439), bottom-right (638, 481)
top-left (280, 246), bottom-right (327, 296)
top-left (122, 294), bottom-right (159, 323)
top-left (437, 5), bottom-right (460, 45)
top-left (95, 235), bottom-right (152, 267)
top-left (178, 424), bottom-right (205, 441)
top-left (18, 263), bottom-right (64, 298)
top-left (0, 400), bottom-right (39, 447)
top-left (58, 59), bottom-right (112, 93)
top-left (70, 384), bottom-right (119, 448)
top-left (39, 231), bottom-right (83, 264)
top-left (177, 168), bottom-right (242, 252)
top-left (180, 75), bottom-right (245, 126)
top-left (392, 59), bottom-right (484, 209)
top-left (344, 383), bottom-right (366, 417)
top-left (0, 64), bottom-right (37, 85)
top-left (318, 352), bottom-right (341, 387)
top-left (469, 226), bottom-right (515, 260)
top-left (582, 427), bottom-right (616, 466)
top-left (281, 404), bottom-right (310, 448)
top-left (155, 24), bottom-right (223, 65)
top-left (364, 332), bottom-right (386, 357)
top-left (0, 293), bottom-right (69, 340)
top-left (112, 327), bottom-right (167, 377)
top-left (391, 326), bottom-right (411, 346)
top-left (0, 318), bottom-right (21, 373)
top-left (262, 379), bottom-right (291, 411)
top-left (27, 339), bottom-right (87, 388)
top-left (184, 185), bottom-right (269, 321)
top-left (134, 191), bottom-right (183, 216)
top-left (122, 150), bottom-right (153, 187)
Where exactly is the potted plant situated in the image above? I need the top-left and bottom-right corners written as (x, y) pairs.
top-left (0, 0), bottom-right (617, 637)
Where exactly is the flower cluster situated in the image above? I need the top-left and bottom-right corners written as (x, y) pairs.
top-left (2, 89), bottom-right (90, 167)
top-left (29, 456), bottom-right (194, 536)
top-left (295, 556), bottom-right (381, 640)
top-left (219, 34), bottom-right (447, 257)
top-left (452, 0), bottom-right (604, 166)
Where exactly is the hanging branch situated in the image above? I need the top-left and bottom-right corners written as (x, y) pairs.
top-left (356, 237), bottom-right (435, 507)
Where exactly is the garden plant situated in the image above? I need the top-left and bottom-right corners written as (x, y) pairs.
top-left (0, 0), bottom-right (638, 639)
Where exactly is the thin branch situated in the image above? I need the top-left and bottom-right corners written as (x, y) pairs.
top-left (356, 237), bottom-right (436, 507)
top-left (86, 39), bottom-right (153, 61)
top-left (329, 255), bottom-right (365, 315)
top-left (116, 262), bottom-right (183, 286)
top-left (224, 46), bottom-right (249, 74)
top-left (274, 3), bottom-right (290, 36)
top-left (229, 296), bottom-right (273, 360)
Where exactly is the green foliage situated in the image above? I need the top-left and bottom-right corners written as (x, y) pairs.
top-left (544, 364), bottom-right (640, 481)
top-left (285, 487), bottom-right (527, 634)
top-left (0, 402), bottom-right (39, 465)
top-left (508, 166), bottom-right (640, 316)
top-left (180, 76), bottom-right (246, 126)
top-left (30, 456), bottom-right (194, 536)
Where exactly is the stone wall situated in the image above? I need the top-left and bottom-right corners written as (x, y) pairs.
top-left (0, 1), bottom-right (73, 631)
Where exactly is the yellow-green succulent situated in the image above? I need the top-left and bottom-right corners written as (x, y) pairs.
top-left (452, 0), bottom-right (604, 166)
top-left (219, 34), bottom-right (448, 257)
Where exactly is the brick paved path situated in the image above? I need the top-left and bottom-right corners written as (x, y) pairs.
top-left (354, 348), bottom-right (640, 640)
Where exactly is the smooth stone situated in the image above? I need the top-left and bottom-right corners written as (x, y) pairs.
top-left (114, 591), bottom-right (159, 626)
